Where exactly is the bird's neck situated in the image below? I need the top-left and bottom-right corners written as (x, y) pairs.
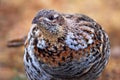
top-left (39, 25), bottom-right (65, 43)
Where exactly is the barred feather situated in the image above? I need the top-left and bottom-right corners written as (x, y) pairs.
top-left (24, 9), bottom-right (110, 80)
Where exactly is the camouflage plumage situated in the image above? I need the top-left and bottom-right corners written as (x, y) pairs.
top-left (24, 9), bottom-right (110, 80)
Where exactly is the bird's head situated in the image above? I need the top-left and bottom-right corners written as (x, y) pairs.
top-left (31, 9), bottom-right (66, 42)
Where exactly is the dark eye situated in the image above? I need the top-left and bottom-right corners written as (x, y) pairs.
top-left (48, 15), bottom-right (54, 20)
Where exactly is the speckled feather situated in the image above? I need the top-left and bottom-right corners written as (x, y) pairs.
top-left (24, 9), bottom-right (110, 80)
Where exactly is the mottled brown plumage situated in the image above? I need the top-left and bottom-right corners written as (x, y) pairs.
top-left (8, 9), bottom-right (110, 80)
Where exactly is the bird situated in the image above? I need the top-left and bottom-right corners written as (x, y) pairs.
top-left (8, 9), bottom-right (110, 80)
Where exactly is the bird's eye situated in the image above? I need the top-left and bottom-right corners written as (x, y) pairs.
top-left (48, 15), bottom-right (54, 20)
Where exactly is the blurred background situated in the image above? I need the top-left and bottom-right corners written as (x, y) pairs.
top-left (0, 0), bottom-right (120, 80)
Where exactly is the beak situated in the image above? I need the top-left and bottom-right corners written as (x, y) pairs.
top-left (32, 17), bottom-right (38, 24)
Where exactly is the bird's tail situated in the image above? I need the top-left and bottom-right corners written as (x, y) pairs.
top-left (7, 36), bottom-right (27, 47)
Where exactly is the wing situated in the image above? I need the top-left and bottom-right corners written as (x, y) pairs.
top-left (58, 14), bottom-right (110, 79)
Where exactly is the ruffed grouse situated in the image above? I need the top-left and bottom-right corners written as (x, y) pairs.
top-left (8, 9), bottom-right (110, 80)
